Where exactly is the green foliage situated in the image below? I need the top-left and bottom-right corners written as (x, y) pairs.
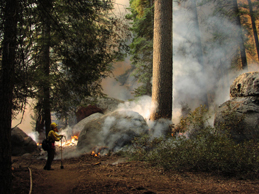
top-left (2, 0), bottom-right (130, 124)
top-left (130, 0), bottom-right (151, 18)
top-left (125, 0), bottom-right (154, 97)
top-left (174, 105), bottom-right (211, 138)
top-left (50, 0), bottom-right (130, 121)
top-left (125, 134), bottom-right (164, 161)
top-left (125, 105), bottom-right (259, 178)
top-left (151, 133), bottom-right (259, 178)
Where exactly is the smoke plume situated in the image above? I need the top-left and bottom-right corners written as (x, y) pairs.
top-left (172, 0), bottom-right (254, 122)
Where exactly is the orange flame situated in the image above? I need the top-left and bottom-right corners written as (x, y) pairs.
top-left (58, 135), bottom-right (79, 147)
top-left (90, 146), bottom-right (109, 157)
top-left (91, 150), bottom-right (99, 157)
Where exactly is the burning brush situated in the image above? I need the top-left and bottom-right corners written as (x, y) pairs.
top-left (90, 146), bottom-right (109, 157)
top-left (57, 135), bottom-right (78, 147)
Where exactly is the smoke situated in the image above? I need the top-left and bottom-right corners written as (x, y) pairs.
top-left (113, 0), bottom-right (130, 17)
top-left (114, 0), bottom-right (129, 7)
top-left (101, 116), bottom-right (116, 137)
top-left (71, 109), bottom-right (150, 154)
top-left (172, 0), bottom-right (248, 120)
top-left (117, 95), bottom-right (153, 120)
top-left (12, 99), bottom-right (34, 133)
top-left (59, 125), bottom-right (73, 139)
top-left (106, 0), bottom-right (253, 137)
top-left (28, 131), bottom-right (39, 142)
top-left (103, 0), bottom-right (254, 127)
top-left (116, 96), bottom-right (172, 139)
top-left (106, 0), bottom-right (258, 127)
top-left (101, 59), bottom-right (136, 101)
top-left (114, 0), bottom-right (248, 126)
top-left (101, 76), bottom-right (133, 100)
top-left (98, 112), bottom-right (143, 151)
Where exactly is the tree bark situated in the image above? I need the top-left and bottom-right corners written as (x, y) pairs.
top-left (150, 0), bottom-right (172, 120)
top-left (248, 0), bottom-right (259, 61)
top-left (0, 0), bottom-right (18, 193)
top-left (233, 0), bottom-right (248, 70)
top-left (39, 0), bottom-right (52, 137)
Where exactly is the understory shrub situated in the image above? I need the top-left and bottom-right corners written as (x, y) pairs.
top-left (125, 106), bottom-right (259, 178)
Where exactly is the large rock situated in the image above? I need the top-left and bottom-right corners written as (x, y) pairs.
top-left (77, 110), bottom-right (149, 152)
top-left (76, 105), bottom-right (103, 123)
top-left (214, 72), bottom-right (259, 143)
top-left (11, 127), bottom-right (38, 156)
top-left (230, 72), bottom-right (259, 97)
top-left (214, 96), bottom-right (259, 142)
top-left (72, 113), bottom-right (103, 136)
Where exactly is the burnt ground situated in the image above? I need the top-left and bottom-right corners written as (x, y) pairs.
top-left (12, 152), bottom-right (259, 194)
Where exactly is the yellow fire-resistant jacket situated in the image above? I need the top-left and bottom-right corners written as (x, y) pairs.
top-left (47, 130), bottom-right (62, 142)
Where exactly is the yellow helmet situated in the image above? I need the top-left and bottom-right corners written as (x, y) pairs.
top-left (50, 122), bottom-right (58, 129)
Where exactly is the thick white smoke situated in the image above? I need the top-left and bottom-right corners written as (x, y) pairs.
top-left (113, 0), bottom-right (257, 127)
top-left (95, 0), bottom-right (249, 138)
top-left (117, 96), bottom-right (172, 138)
top-left (116, 0), bottom-right (248, 124)
top-left (28, 131), bottom-right (39, 142)
top-left (117, 95), bottom-right (153, 120)
top-left (172, 0), bottom-right (248, 122)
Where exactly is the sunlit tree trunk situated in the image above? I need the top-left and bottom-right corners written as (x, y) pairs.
top-left (233, 0), bottom-right (248, 70)
top-left (248, 0), bottom-right (259, 61)
top-left (0, 0), bottom-right (18, 193)
top-left (150, 0), bottom-right (172, 120)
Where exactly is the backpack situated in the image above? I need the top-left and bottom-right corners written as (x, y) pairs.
top-left (42, 139), bottom-right (51, 151)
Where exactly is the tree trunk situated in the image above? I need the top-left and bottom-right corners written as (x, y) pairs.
top-left (248, 0), bottom-right (259, 61)
top-left (36, 110), bottom-right (45, 133)
top-left (0, 0), bottom-right (18, 193)
top-left (39, 0), bottom-right (52, 137)
top-left (233, 0), bottom-right (248, 70)
top-left (150, 0), bottom-right (172, 120)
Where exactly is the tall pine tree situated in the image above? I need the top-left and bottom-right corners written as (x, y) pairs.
top-left (0, 0), bottom-right (18, 193)
top-left (150, 0), bottom-right (172, 120)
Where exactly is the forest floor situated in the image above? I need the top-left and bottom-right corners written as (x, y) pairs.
top-left (12, 149), bottom-right (259, 194)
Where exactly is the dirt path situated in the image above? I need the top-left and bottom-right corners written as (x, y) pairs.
top-left (12, 153), bottom-right (259, 194)
top-left (39, 168), bottom-right (81, 194)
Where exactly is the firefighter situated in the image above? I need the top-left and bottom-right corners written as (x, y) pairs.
top-left (44, 122), bottom-right (63, 170)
